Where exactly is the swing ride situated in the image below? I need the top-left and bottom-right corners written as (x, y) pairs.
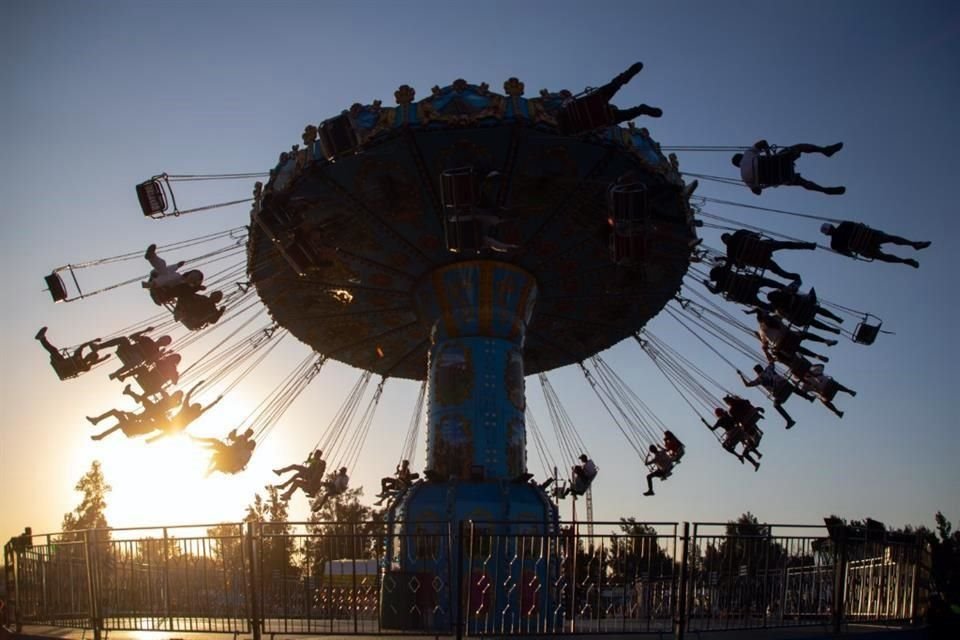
top-left (36, 63), bottom-right (930, 630)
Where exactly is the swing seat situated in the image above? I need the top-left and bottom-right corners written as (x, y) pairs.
top-left (440, 167), bottom-right (478, 209)
top-left (730, 236), bottom-right (773, 267)
top-left (444, 216), bottom-right (484, 254)
top-left (45, 272), bottom-right (68, 302)
top-left (853, 319), bottom-right (882, 345)
top-left (556, 91), bottom-right (614, 135)
top-left (569, 475), bottom-right (592, 496)
top-left (279, 233), bottom-right (330, 276)
top-left (610, 230), bottom-right (647, 266)
top-left (609, 182), bottom-right (648, 227)
top-left (136, 178), bottom-right (169, 217)
top-left (754, 154), bottom-right (796, 187)
top-left (724, 275), bottom-right (762, 305)
top-left (50, 354), bottom-right (83, 381)
top-left (848, 224), bottom-right (878, 255)
top-left (318, 113), bottom-right (359, 160)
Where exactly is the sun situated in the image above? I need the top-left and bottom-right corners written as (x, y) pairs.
top-left (96, 393), bottom-right (268, 528)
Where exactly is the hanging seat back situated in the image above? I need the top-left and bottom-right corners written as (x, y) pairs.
top-left (609, 182), bottom-right (649, 266)
top-left (441, 167), bottom-right (478, 210)
top-left (556, 91), bottom-right (614, 135)
top-left (730, 234), bottom-right (772, 267)
top-left (754, 153), bottom-right (796, 187)
top-left (50, 353), bottom-right (83, 381)
top-left (44, 271), bottom-right (69, 303)
top-left (853, 317), bottom-right (882, 345)
top-left (318, 113), bottom-right (359, 160)
top-left (136, 178), bottom-right (169, 218)
top-left (724, 274), bottom-right (762, 305)
top-left (848, 224), bottom-right (878, 255)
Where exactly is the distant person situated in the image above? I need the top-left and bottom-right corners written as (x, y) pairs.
top-left (820, 221), bottom-right (930, 268)
top-left (705, 263), bottom-right (786, 308)
top-left (721, 230), bottom-right (817, 282)
top-left (663, 430), bottom-right (685, 463)
top-left (145, 381), bottom-right (221, 443)
top-left (35, 327), bottom-right (108, 380)
top-left (555, 62), bottom-right (662, 134)
top-left (643, 444), bottom-right (674, 496)
top-left (375, 459), bottom-right (419, 505)
top-left (799, 364), bottom-right (857, 418)
top-left (732, 139), bottom-right (845, 196)
top-left (115, 352), bottom-right (182, 395)
top-left (143, 243), bottom-right (204, 305)
top-left (192, 428), bottom-right (256, 476)
top-left (88, 385), bottom-right (183, 441)
top-left (738, 364), bottom-right (811, 429)
top-left (97, 329), bottom-right (174, 380)
top-left (312, 467), bottom-right (350, 512)
top-left (766, 287), bottom-right (843, 333)
top-left (274, 449), bottom-right (327, 501)
top-left (703, 408), bottom-right (761, 471)
top-left (174, 290), bottom-right (226, 330)
top-left (565, 454), bottom-right (599, 497)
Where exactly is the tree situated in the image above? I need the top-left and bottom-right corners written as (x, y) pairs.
top-left (607, 518), bottom-right (675, 582)
top-left (245, 485), bottom-right (296, 579)
top-left (62, 460), bottom-right (111, 535)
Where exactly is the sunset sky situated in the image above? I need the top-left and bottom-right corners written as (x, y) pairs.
top-left (2, 0), bottom-right (958, 545)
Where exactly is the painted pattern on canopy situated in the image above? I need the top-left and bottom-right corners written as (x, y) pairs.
top-left (248, 77), bottom-right (698, 380)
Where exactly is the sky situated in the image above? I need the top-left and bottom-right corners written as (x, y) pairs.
top-left (1, 0), bottom-right (958, 546)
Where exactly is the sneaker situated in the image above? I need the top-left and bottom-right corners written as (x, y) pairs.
top-left (913, 241), bottom-right (931, 250)
top-left (145, 244), bottom-right (157, 259)
top-left (850, 390), bottom-right (857, 397)
top-left (785, 420), bottom-right (796, 430)
top-left (825, 339), bottom-right (838, 347)
top-left (905, 259), bottom-right (920, 268)
top-left (836, 410), bottom-right (844, 418)
top-left (640, 104), bottom-right (663, 118)
top-left (643, 490), bottom-right (654, 496)
top-left (823, 142), bottom-right (844, 157)
top-left (626, 62), bottom-right (644, 77)
top-left (824, 186), bottom-right (846, 195)
top-left (35, 326), bottom-right (48, 340)
top-left (754, 463), bottom-right (760, 472)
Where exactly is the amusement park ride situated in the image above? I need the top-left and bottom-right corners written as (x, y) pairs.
top-left (36, 63), bottom-right (929, 629)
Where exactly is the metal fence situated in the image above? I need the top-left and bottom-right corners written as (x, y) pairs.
top-left (4, 520), bottom-right (925, 639)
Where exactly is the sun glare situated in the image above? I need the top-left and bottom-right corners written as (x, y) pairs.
top-left (97, 394), bottom-right (264, 529)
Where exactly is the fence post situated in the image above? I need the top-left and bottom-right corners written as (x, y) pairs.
top-left (5, 542), bottom-right (22, 633)
top-left (675, 522), bottom-right (689, 640)
top-left (82, 530), bottom-right (102, 640)
top-left (831, 528), bottom-right (848, 635)
top-left (245, 521), bottom-right (262, 640)
top-left (455, 520), bottom-right (465, 640)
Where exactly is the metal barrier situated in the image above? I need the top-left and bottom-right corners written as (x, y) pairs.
top-left (4, 519), bottom-right (925, 638)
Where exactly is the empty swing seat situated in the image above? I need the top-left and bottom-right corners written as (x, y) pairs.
top-left (610, 231), bottom-right (647, 266)
top-left (136, 178), bottom-right (168, 217)
top-left (440, 167), bottom-right (478, 209)
top-left (444, 216), bottom-right (484, 254)
top-left (610, 182), bottom-right (648, 226)
top-left (45, 272), bottom-right (68, 302)
top-left (755, 154), bottom-right (796, 187)
top-left (853, 319), bottom-right (882, 345)
top-left (318, 113), bottom-right (358, 160)
top-left (556, 91), bottom-right (614, 135)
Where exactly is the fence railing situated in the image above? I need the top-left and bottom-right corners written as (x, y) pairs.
top-left (3, 520), bottom-right (925, 639)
